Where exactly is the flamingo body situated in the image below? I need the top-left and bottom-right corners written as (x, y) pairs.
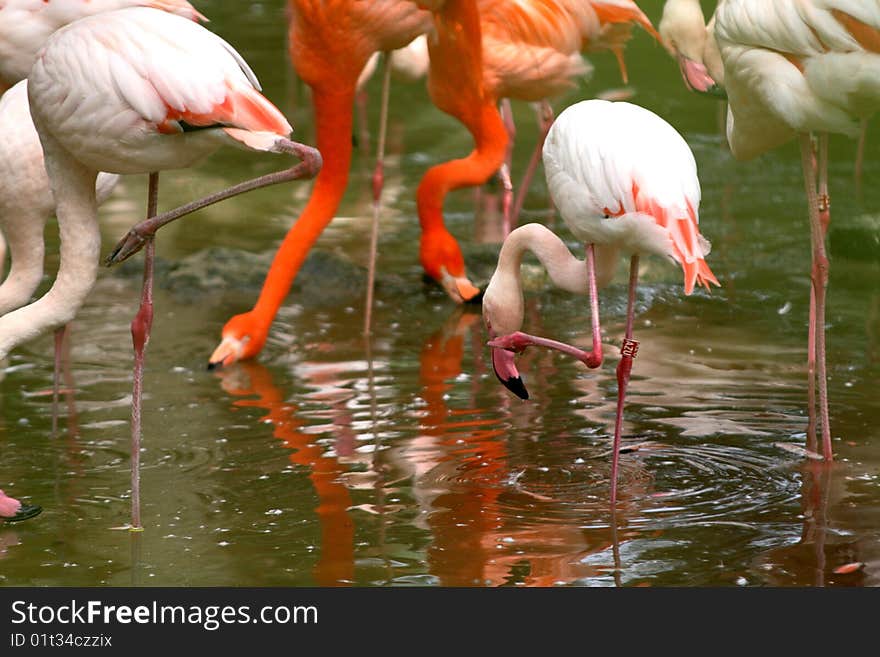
top-left (484, 99), bottom-right (718, 503)
top-left (543, 99), bottom-right (717, 294)
top-left (714, 0), bottom-right (880, 457)
top-left (715, 0), bottom-right (880, 161)
top-left (28, 9), bottom-right (291, 176)
top-left (0, 0), bottom-right (204, 88)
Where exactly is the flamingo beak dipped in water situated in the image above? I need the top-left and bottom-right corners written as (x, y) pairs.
top-left (0, 489), bottom-right (41, 523)
top-left (484, 99), bottom-right (719, 505)
top-left (7, 7), bottom-right (321, 530)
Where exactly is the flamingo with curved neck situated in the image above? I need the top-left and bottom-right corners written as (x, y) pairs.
top-left (208, 0), bottom-right (432, 367)
top-left (417, 0), bottom-right (660, 302)
top-left (484, 99), bottom-right (719, 505)
top-left (13, 7), bottom-right (320, 529)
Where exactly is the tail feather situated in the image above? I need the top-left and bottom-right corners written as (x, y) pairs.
top-left (224, 84), bottom-right (292, 136)
top-left (636, 194), bottom-right (719, 295)
top-left (161, 83), bottom-right (292, 137)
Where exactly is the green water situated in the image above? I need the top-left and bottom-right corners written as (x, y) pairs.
top-left (1, 0), bottom-right (878, 587)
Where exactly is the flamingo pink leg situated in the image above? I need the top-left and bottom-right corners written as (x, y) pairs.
top-left (807, 134), bottom-right (831, 451)
top-left (355, 88), bottom-right (371, 154)
top-left (364, 53), bottom-right (392, 337)
top-left (105, 139), bottom-right (322, 265)
top-left (610, 254), bottom-right (640, 507)
top-left (800, 134), bottom-right (832, 461)
top-left (499, 99), bottom-right (516, 236)
top-left (510, 101), bottom-right (554, 227)
top-left (129, 172), bottom-right (159, 531)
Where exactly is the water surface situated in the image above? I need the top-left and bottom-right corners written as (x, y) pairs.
top-left (1, 0), bottom-right (878, 587)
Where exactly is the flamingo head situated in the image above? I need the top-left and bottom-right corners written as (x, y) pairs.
top-left (658, 0), bottom-right (725, 98)
top-left (420, 231), bottom-right (482, 304)
top-left (483, 280), bottom-right (529, 400)
top-left (208, 312), bottom-right (270, 369)
top-left (489, 342), bottom-right (529, 400)
top-left (0, 490), bottom-right (21, 519)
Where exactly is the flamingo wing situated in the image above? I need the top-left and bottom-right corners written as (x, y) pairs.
top-left (715, 0), bottom-right (880, 158)
top-left (31, 7), bottom-right (290, 145)
top-left (543, 99), bottom-right (718, 294)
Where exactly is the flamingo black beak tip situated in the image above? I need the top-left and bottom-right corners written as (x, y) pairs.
top-left (502, 375), bottom-right (529, 400)
top-left (6, 504), bottom-right (43, 523)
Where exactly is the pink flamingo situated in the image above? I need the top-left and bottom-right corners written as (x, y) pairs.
top-left (0, 489), bottom-right (41, 523)
top-left (714, 0), bottom-right (880, 460)
top-left (483, 99), bottom-right (718, 505)
top-left (6, 7), bottom-right (320, 529)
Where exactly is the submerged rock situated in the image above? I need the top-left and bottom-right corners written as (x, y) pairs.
top-left (114, 241), bottom-right (506, 309)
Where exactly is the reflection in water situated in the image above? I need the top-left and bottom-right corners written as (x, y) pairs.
top-left (217, 362), bottom-right (355, 586)
top-left (752, 459), bottom-right (879, 587)
top-left (2, 1), bottom-right (879, 588)
top-left (405, 308), bottom-right (648, 586)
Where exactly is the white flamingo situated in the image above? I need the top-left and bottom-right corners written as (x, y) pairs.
top-left (714, 0), bottom-right (880, 460)
top-left (7, 7), bottom-right (320, 528)
top-left (0, 81), bottom-right (118, 319)
top-left (0, 0), bottom-right (205, 297)
top-left (483, 99), bottom-right (719, 505)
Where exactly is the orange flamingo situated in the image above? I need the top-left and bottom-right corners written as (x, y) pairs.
top-left (209, 0), bottom-right (432, 367)
top-left (416, 0), bottom-right (659, 304)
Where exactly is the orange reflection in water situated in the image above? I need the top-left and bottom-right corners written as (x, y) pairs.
top-left (217, 361), bottom-right (355, 586)
top-left (415, 310), bottom-right (646, 586)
